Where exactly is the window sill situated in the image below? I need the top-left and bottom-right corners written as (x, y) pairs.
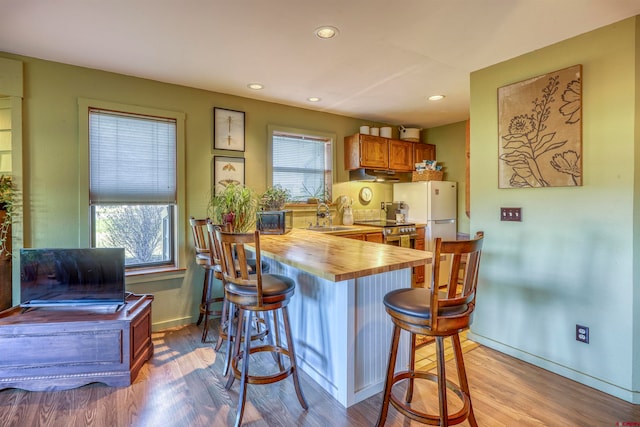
top-left (125, 266), bottom-right (186, 285)
top-left (285, 202), bottom-right (334, 211)
top-left (286, 202), bottom-right (331, 207)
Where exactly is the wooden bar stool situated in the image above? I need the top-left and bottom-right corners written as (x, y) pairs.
top-left (189, 217), bottom-right (224, 343)
top-left (377, 232), bottom-right (484, 427)
top-left (206, 222), bottom-right (269, 376)
top-left (215, 228), bottom-right (308, 427)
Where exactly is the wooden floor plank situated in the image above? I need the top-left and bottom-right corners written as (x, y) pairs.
top-left (0, 323), bottom-right (637, 426)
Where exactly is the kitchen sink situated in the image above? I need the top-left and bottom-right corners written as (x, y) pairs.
top-left (307, 226), bottom-right (352, 232)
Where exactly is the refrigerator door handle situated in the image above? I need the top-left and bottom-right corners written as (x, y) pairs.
top-left (433, 219), bottom-right (455, 224)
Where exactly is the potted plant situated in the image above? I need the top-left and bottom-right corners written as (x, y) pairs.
top-left (207, 183), bottom-right (258, 232)
top-left (259, 185), bottom-right (291, 211)
top-left (0, 175), bottom-right (15, 257)
top-left (300, 183), bottom-right (329, 204)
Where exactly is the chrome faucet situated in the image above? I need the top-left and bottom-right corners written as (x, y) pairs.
top-left (316, 203), bottom-right (331, 227)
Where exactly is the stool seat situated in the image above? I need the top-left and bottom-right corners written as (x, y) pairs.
top-left (196, 252), bottom-right (210, 264)
top-left (377, 232), bottom-right (484, 427)
top-left (383, 288), bottom-right (470, 323)
top-left (226, 273), bottom-right (294, 298)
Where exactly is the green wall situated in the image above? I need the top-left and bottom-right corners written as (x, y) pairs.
top-left (425, 121), bottom-right (469, 234)
top-left (1, 52), bottom-right (385, 330)
top-left (469, 17), bottom-right (639, 403)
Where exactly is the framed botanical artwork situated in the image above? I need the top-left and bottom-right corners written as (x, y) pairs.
top-left (213, 156), bottom-right (245, 194)
top-left (214, 107), bottom-right (245, 151)
top-left (498, 64), bottom-right (582, 188)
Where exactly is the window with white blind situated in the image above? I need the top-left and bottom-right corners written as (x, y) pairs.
top-left (89, 108), bottom-right (177, 269)
top-left (270, 127), bottom-right (334, 203)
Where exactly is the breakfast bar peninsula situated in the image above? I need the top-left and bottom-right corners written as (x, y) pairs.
top-left (256, 228), bottom-right (431, 407)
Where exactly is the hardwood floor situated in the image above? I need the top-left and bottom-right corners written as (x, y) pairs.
top-left (0, 322), bottom-right (637, 426)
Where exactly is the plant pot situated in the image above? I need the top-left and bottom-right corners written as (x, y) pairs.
top-left (223, 212), bottom-right (236, 230)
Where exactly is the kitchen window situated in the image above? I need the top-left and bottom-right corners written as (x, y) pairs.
top-left (86, 106), bottom-right (181, 270)
top-left (268, 126), bottom-right (334, 203)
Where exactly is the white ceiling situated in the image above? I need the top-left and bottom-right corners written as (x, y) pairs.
top-left (1, 0), bottom-right (639, 128)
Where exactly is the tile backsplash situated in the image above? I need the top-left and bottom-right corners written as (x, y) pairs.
top-left (352, 209), bottom-right (381, 221)
top-left (286, 181), bottom-right (393, 227)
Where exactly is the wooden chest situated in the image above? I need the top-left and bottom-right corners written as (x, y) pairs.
top-left (0, 294), bottom-right (153, 391)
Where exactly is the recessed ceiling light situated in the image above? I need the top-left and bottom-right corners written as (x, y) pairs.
top-left (314, 26), bottom-right (339, 39)
top-left (247, 83), bottom-right (264, 90)
top-left (307, 97), bottom-right (321, 102)
top-left (428, 95), bottom-right (445, 101)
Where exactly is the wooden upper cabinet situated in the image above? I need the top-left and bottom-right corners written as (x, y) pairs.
top-left (345, 134), bottom-right (388, 170)
top-left (344, 133), bottom-right (435, 173)
top-left (414, 142), bottom-right (436, 163)
top-left (388, 139), bottom-right (414, 171)
top-left (359, 135), bottom-right (388, 168)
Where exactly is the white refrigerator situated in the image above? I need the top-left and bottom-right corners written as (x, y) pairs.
top-left (393, 181), bottom-right (457, 251)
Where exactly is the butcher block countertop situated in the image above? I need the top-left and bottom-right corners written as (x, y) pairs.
top-left (258, 228), bottom-right (431, 282)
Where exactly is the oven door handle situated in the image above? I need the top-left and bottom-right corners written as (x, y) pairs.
top-left (385, 233), bottom-right (418, 242)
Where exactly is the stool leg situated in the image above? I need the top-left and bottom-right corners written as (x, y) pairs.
top-left (196, 267), bottom-right (208, 326)
top-left (376, 324), bottom-right (401, 427)
top-left (452, 334), bottom-right (478, 427)
top-left (201, 268), bottom-right (214, 342)
top-left (233, 309), bottom-right (253, 427)
top-left (223, 302), bottom-right (236, 377)
top-left (215, 296), bottom-right (228, 352)
top-left (282, 306), bottom-right (308, 410)
top-left (436, 336), bottom-right (449, 427)
top-left (405, 332), bottom-right (417, 402)
top-left (271, 310), bottom-right (284, 371)
top-left (226, 306), bottom-right (244, 389)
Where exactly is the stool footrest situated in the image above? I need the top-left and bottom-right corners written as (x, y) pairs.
top-left (219, 316), bottom-right (269, 342)
top-left (231, 344), bottom-right (295, 385)
top-left (389, 371), bottom-right (471, 426)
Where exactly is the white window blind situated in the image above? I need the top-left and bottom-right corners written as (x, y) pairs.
top-left (272, 132), bottom-right (331, 201)
top-left (89, 109), bottom-right (177, 204)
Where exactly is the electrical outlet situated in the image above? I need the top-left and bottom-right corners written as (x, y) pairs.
top-left (500, 207), bottom-right (522, 222)
top-left (576, 324), bottom-right (589, 343)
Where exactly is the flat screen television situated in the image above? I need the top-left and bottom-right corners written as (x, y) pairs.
top-left (19, 248), bottom-right (126, 308)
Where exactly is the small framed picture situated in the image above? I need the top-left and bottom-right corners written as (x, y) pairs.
top-left (213, 156), bottom-right (245, 194)
top-left (214, 107), bottom-right (245, 151)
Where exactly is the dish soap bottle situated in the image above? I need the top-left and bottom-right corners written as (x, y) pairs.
top-left (343, 206), bottom-right (354, 226)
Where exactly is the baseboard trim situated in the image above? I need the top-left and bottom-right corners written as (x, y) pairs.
top-left (467, 331), bottom-right (639, 404)
top-left (152, 315), bottom-right (194, 332)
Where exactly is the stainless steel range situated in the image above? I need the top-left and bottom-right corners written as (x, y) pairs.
top-left (353, 220), bottom-right (418, 247)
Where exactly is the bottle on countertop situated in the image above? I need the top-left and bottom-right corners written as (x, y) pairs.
top-left (343, 206), bottom-right (354, 226)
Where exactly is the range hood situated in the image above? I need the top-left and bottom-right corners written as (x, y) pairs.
top-left (349, 168), bottom-right (411, 183)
